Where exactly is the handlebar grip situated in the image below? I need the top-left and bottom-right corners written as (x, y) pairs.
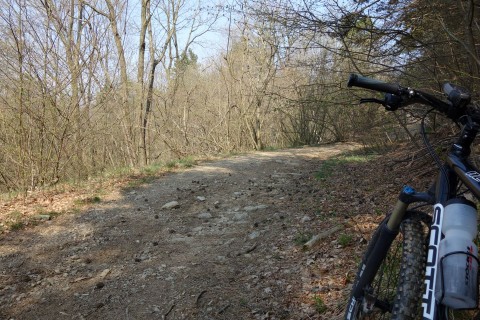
top-left (348, 74), bottom-right (401, 95)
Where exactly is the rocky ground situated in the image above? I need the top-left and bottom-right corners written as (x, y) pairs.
top-left (0, 143), bottom-right (406, 320)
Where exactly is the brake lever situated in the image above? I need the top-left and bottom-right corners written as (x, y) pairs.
top-left (360, 94), bottom-right (403, 111)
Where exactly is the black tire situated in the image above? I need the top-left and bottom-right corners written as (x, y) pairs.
top-left (345, 212), bottom-right (428, 320)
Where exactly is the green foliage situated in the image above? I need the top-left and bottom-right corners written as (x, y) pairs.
top-left (5, 210), bottom-right (23, 231)
top-left (103, 166), bottom-right (134, 179)
top-left (120, 157), bottom-right (197, 192)
top-left (338, 233), bottom-right (353, 247)
top-left (4, 209), bottom-right (57, 231)
top-left (166, 157), bottom-right (197, 169)
top-left (173, 49), bottom-right (198, 76)
top-left (36, 209), bottom-right (61, 218)
top-left (315, 158), bottom-right (344, 180)
top-left (141, 162), bottom-right (163, 175)
top-left (9, 221), bottom-right (25, 231)
top-left (179, 157), bottom-right (196, 168)
top-left (313, 295), bottom-right (327, 314)
top-left (294, 232), bottom-right (312, 245)
top-left (75, 196), bottom-right (101, 206)
top-left (315, 151), bottom-right (376, 181)
top-left (165, 162), bottom-right (176, 169)
top-left (239, 298), bottom-right (248, 307)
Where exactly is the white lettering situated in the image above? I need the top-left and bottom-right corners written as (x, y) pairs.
top-left (466, 171), bottom-right (480, 183)
top-left (422, 204), bottom-right (443, 320)
top-left (346, 297), bottom-right (356, 319)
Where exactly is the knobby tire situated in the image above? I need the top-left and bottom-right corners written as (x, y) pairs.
top-left (345, 213), bottom-right (427, 320)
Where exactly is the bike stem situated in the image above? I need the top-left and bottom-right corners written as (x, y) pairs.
top-left (451, 117), bottom-right (480, 159)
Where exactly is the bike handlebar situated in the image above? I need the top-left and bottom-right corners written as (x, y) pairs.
top-left (347, 74), bottom-right (402, 95)
top-left (347, 73), bottom-right (465, 121)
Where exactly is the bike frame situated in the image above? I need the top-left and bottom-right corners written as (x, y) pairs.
top-left (347, 129), bottom-right (480, 320)
top-left (422, 145), bottom-right (480, 320)
top-left (345, 73), bottom-right (480, 320)
top-left (422, 152), bottom-right (480, 320)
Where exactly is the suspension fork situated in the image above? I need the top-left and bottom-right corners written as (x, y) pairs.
top-left (351, 186), bottom-right (434, 303)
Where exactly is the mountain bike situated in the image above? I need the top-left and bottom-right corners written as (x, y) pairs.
top-left (344, 74), bottom-right (480, 320)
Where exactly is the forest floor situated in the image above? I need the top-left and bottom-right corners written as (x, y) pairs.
top-left (0, 142), bottom-right (433, 320)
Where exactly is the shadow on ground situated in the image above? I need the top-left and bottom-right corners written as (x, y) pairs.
top-left (0, 143), bottom-right (363, 320)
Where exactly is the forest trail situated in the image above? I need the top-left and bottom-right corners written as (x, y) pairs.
top-left (0, 143), bottom-right (376, 320)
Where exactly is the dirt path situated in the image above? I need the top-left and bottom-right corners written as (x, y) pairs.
top-left (0, 143), bottom-right (363, 320)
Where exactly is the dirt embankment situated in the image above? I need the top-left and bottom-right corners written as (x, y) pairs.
top-left (0, 143), bottom-right (384, 320)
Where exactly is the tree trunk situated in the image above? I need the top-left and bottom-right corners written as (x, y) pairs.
top-left (142, 59), bottom-right (160, 165)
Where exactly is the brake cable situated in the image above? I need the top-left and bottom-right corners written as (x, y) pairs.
top-left (420, 108), bottom-right (451, 191)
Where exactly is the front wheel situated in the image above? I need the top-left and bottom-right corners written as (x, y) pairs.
top-left (345, 213), bottom-right (427, 320)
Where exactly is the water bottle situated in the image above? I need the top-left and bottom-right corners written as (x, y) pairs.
top-left (435, 198), bottom-right (478, 309)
